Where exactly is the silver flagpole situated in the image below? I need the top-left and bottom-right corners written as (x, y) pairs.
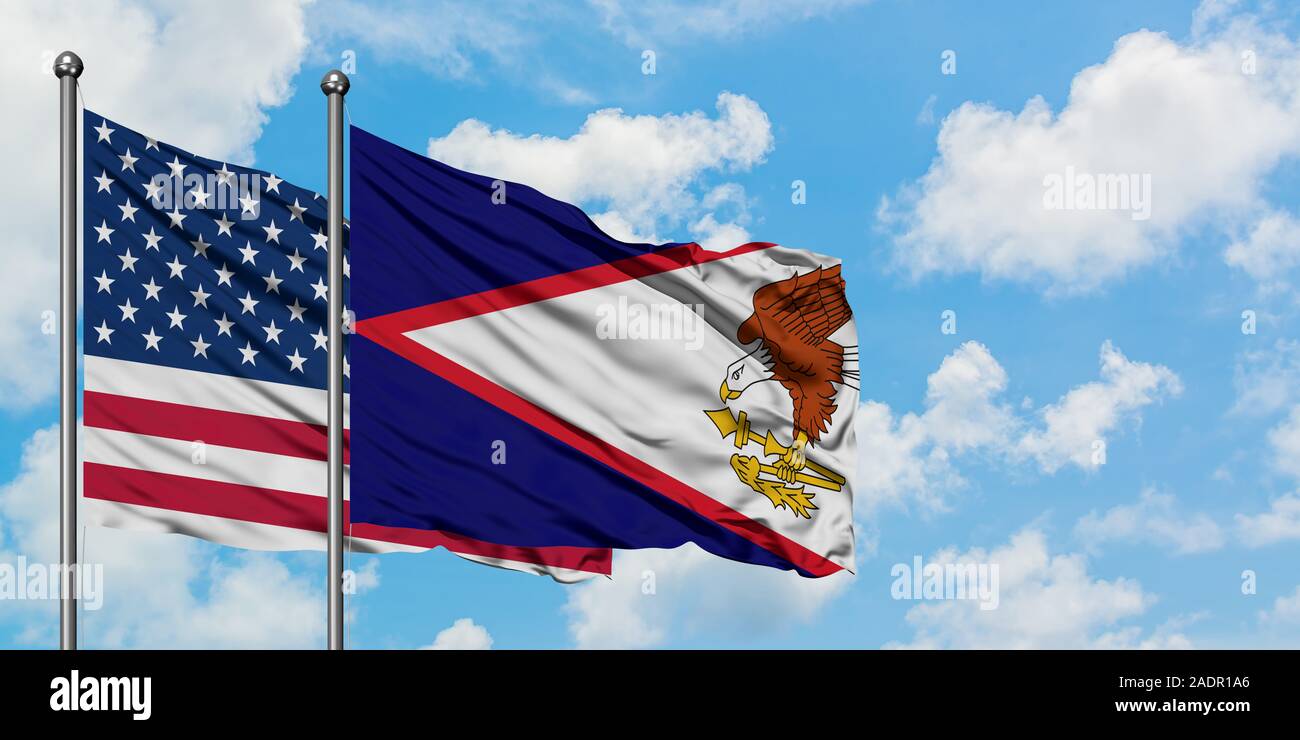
top-left (54, 50), bottom-right (83, 652)
top-left (321, 69), bottom-right (349, 651)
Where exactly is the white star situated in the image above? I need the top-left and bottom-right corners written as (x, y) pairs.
top-left (343, 356), bottom-right (350, 378)
top-left (310, 277), bottom-right (328, 301)
top-left (166, 155), bottom-right (187, 178)
top-left (94, 220), bottom-right (114, 244)
top-left (166, 255), bottom-right (187, 279)
top-left (287, 199), bottom-right (307, 222)
top-left (117, 248), bottom-right (139, 273)
top-left (118, 148), bottom-right (138, 172)
top-left (144, 136), bottom-right (159, 151)
top-left (239, 194), bottom-right (259, 215)
top-left (238, 341), bottom-right (259, 366)
top-left (142, 277), bottom-right (163, 301)
top-left (238, 241), bottom-right (259, 265)
top-left (93, 270), bottom-right (114, 294)
top-left (263, 173), bottom-right (283, 193)
top-left (344, 256), bottom-right (350, 278)
top-left (286, 298), bottom-right (307, 323)
top-left (286, 249), bottom-right (307, 273)
top-left (165, 305), bottom-right (187, 329)
top-left (117, 298), bottom-right (139, 323)
top-left (190, 187), bottom-right (211, 209)
top-left (262, 220), bottom-right (282, 244)
top-left (310, 327), bottom-right (328, 351)
top-left (93, 320), bottom-right (114, 344)
top-left (190, 234), bottom-right (211, 258)
top-left (311, 228), bottom-right (328, 251)
top-left (190, 284), bottom-right (211, 308)
top-left (262, 270), bottom-right (283, 294)
top-left (215, 163), bottom-right (235, 185)
top-left (142, 327), bottom-right (163, 351)
top-left (94, 170), bottom-right (113, 193)
top-left (94, 120), bottom-right (115, 143)
top-left (286, 348), bottom-right (307, 373)
top-left (118, 198), bottom-right (138, 222)
top-left (191, 334), bottom-right (211, 358)
top-left (215, 213), bottom-right (235, 237)
top-left (141, 226), bottom-right (163, 251)
top-left (238, 291), bottom-right (260, 316)
top-left (262, 319), bottom-right (283, 344)
top-left (214, 263), bottom-right (235, 287)
top-left (214, 313), bottom-right (234, 337)
top-left (143, 176), bottom-right (166, 204)
top-left (166, 209), bottom-right (187, 229)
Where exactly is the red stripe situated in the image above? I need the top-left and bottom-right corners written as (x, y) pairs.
top-left (85, 390), bottom-right (349, 464)
top-left (355, 241), bottom-right (774, 336)
top-left (84, 462), bottom-right (612, 575)
top-left (358, 329), bottom-right (843, 578)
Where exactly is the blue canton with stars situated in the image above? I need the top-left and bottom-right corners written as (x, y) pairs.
top-left (83, 110), bottom-right (348, 392)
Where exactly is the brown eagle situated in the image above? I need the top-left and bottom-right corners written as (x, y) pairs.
top-left (718, 265), bottom-right (856, 481)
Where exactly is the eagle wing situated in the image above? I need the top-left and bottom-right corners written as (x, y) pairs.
top-left (770, 265), bottom-right (849, 344)
top-left (737, 265), bottom-right (852, 443)
top-left (738, 265), bottom-right (850, 348)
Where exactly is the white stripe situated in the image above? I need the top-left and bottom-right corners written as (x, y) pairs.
top-left (85, 355), bottom-right (350, 425)
top-left (84, 426), bottom-right (348, 498)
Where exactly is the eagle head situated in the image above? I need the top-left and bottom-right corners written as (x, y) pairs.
top-left (720, 346), bottom-right (773, 403)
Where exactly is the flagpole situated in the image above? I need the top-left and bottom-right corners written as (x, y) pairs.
top-left (54, 51), bottom-right (83, 652)
top-left (321, 69), bottom-right (350, 651)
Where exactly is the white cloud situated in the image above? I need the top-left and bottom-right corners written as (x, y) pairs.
top-left (919, 342), bottom-right (1017, 451)
top-left (855, 341), bottom-right (1013, 513)
top-left (1225, 210), bottom-right (1300, 292)
top-left (1075, 488), bottom-right (1225, 555)
top-left (858, 341), bottom-right (1179, 513)
top-left (1260, 585), bottom-right (1300, 625)
top-left (0, 1), bottom-right (310, 409)
top-left (915, 94), bottom-right (938, 126)
top-left (427, 92), bottom-right (773, 242)
top-left (854, 400), bottom-right (965, 513)
top-left (1266, 406), bottom-right (1300, 480)
top-left (564, 544), bottom-right (851, 649)
top-left (309, 0), bottom-right (526, 81)
top-left (120, 549), bottom-right (325, 649)
top-left (422, 618), bottom-right (494, 650)
top-left (1231, 339), bottom-right (1300, 417)
top-left (589, 0), bottom-right (872, 46)
top-left (310, 2), bottom-right (610, 107)
top-left (0, 425), bottom-right (328, 648)
top-left (879, 7), bottom-right (1300, 293)
top-left (1017, 341), bottom-right (1182, 474)
top-left (888, 529), bottom-right (1182, 649)
top-left (1236, 492), bottom-right (1300, 546)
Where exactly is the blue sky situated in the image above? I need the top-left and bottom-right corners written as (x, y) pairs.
top-left (4, 0), bottom-right (1300, 648)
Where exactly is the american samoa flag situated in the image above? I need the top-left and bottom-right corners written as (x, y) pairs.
top-left (81, 111), bottom-right (611, 581)
top-left (350, 127), bottom-right (857, 577)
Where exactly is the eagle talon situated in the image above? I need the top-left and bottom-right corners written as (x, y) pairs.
top-left (773, 461), bottom-right (793, 483)
top-left (778, 432), bottom-right (809, 482)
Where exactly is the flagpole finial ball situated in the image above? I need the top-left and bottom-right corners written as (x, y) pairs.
top-left (320, 70), bottom-right (350, 96)
top-left (53, 51), bottom-right (83, 79)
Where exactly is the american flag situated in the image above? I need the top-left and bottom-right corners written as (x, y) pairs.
top-left (80, 110), bottom-right (611, 581)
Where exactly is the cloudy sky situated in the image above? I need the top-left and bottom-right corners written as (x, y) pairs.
top-left (3, 0), bottom-right (1300, 649)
